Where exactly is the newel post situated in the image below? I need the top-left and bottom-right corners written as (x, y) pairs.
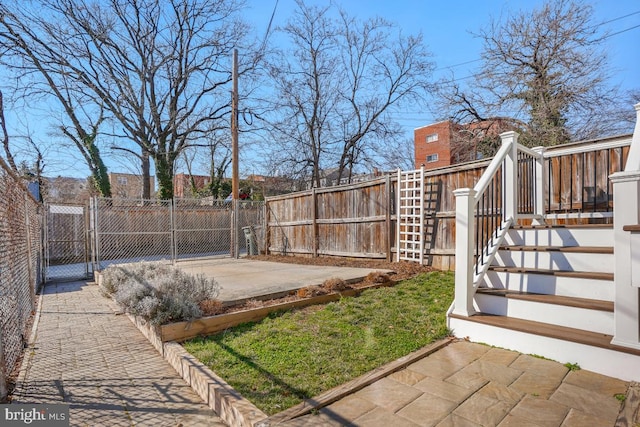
top-left (501, 131), bottom-right (519, 222)
top-left (453, 188), bottom-right (476, 316)
top-left (609, 103), bottom-right (640, 350)
top-left (532, 146), bottom-right (546, 224)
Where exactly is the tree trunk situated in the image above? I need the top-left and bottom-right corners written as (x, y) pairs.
top-left (87, 138), bottom-right (111, 198)
top-left (141, 149), bottom-right (151, 199)
top-left (155, 153), bottom-right (174, 200)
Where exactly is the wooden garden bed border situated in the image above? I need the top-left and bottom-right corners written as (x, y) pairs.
top-left (160, 280), bottom-right (398, 342)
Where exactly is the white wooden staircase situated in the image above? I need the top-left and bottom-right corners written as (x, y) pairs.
top-left (449, 223), bottom-right (640, 381)
top-left (447, 106), bottom-right (640, 382)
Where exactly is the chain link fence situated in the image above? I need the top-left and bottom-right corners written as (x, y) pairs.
top-left (92, 197), bottom-right (265, 270)
top-left (0, 159), bottom-right (42, 400)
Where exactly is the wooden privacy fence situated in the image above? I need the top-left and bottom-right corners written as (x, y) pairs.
top-left (544, 136), bottom-right (630, 217)
top-left (265, 162), bottom-right (492, 270)
top-left (265, 178), bottom-right (394, 260)
top-left (264, 134), bottom-right (632, 269)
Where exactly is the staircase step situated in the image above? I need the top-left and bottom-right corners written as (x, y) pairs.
top-left (448, 313), bottom-right (640, 382)
top-left (474, 289), bottom-right (614, 334)
top-left (476, 288), bottom-right (614, 312)
top-left (450, 313), bottom-right (640, 356)
top-left (499, 245), bottom-right (613, 254)
top-left (493, 246), bottom-right (614, 273)
top-left (506, 224), bottom-right (613, 247)
top-left (449, 313), bottom-right (640, 357)
top-left (488, 266), bottom-right (613, 281)
top-left (480, 270), bottom-right (614, 301)
top-left (512, 224), bottom-right (613, 229)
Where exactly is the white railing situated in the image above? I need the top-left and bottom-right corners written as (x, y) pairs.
top-left (450, 131), bottom-right (544, 316)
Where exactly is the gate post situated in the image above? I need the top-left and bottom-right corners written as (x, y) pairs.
top-left (170, 198), bottom-right (176, 264)
top-left (24, 194), bottom-right (35, 302)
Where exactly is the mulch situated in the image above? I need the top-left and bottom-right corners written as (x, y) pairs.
top-left (199, 255), bottom-right (435, 317)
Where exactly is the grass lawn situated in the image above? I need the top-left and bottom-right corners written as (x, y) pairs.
top-left (183, 271), bottom-right (454, 415)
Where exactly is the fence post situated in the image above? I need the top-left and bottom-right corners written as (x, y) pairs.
top-left (264, 200), bottom-right (270, 256)
top-left (232, 199), bottom-right (239, 259)
top-left (24, 194), bottom-right (35, 303)
top-left (0, 331), bottom-right (6, 401)
top-left (170, 198), bottom-right (176, 264)
top-left (452, 187), bottom-right (476, 316)
top-left (395, 169), bottom-right (401, 262)
top-left (93, 197), bottom-right (101, 271)
top-left (385, 174), bottom-right (392, 262)
top-left (501, 131), bottom-right (519, 222)
top-left (312, 188), bottom-right (318, 257)
top-left (532, 146), bottom-right (546, 224)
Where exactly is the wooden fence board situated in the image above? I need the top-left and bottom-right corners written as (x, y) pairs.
top-left (265, 138), bottom-right (631, 268)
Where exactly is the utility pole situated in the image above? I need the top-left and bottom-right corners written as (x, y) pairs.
top-left (231, 49), bottom-right (239, 258)
top-left (231, 48), bottom-right (239, 200)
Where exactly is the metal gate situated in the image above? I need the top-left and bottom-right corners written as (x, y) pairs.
top-left (91, 197), bottom-right (265, 270)
top-left (45, 203), bottom-right (91, 281)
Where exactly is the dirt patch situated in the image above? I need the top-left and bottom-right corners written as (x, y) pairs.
top-left (199, 255), bottom-right (434, 317)
top-left (248, 254), bottom-right (433, 281)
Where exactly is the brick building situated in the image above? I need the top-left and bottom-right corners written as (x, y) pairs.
top-left (108, 172), bottom-right (154, 199)
top-left (414, 121), bottom-right (456, 169)
top-left (173, 173), bottom-right (212, 198)
top-left (45, 176), bottom-right (94, 203)
top-left (414, 119), bottom-right (513, 170)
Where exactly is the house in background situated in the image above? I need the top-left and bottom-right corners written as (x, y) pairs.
top-left (45, 176), bottom-right (94, 204)
top-left (414, 119), bottom-right (513, 170)
top-left (173, 173), bottom-right (212, 198)
top-left (108, 172), bottom-right (154, 199)
top-left (414, 120), bottom-right (457, 169)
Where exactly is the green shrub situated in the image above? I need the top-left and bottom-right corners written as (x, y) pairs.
top-left (101, 261), bottom-right (219, 325)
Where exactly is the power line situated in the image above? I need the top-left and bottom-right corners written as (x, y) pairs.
top-left (595, 10), bottom-right (640, 27)
top-left (434, 58), bottom-right (482, 71)
top-left (599, 23), bottom-right (640, 40)
top-left (434, 10), bottom-right (640, 82)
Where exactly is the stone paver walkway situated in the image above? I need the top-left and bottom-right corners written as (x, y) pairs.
top-left (11, 281), bottom-right (226, 427)
top-left (283, 341), bottom-right (634, 426)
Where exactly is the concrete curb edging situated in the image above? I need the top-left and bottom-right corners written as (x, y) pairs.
top-left (164, 342), bottom-right (267, 427)
top-left (127, 313), bottom-right (267, 427)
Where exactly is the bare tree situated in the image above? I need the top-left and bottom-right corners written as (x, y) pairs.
top-left (263, 0), bottom-right (433, 187)
top-left (180, 129), bottom-right (232, 198)
top-left (0, 11), bottom-right (113, 197)
top-left (436, 0), bottom-right (629, 152)
top-left (0, 0), bottom-right (255, 199)
top-left (371, 136), bottom-right (415, 172)
top-left (0, 90), bottom-right (17, 171)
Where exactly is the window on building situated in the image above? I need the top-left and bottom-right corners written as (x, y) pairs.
top-left (117, 176), bottom-right (128, 186)
top-left (426, 133), bottom-right (438, 143)
top-left (426, 153), bottom-right (439, 163)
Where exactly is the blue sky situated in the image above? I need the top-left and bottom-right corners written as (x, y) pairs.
top-left (4, 0), bottom-right (639, 179)
top-left (245, 0), bottom-right (639, 132)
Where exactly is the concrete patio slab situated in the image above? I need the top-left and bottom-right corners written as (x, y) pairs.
top-left (175, 257), bottom-right (391, 302)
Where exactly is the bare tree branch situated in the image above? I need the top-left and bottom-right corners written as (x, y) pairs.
top-left (434, 0), bottom-right (630, 153)
top-left (262, 0), bottom-right (433, 187)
